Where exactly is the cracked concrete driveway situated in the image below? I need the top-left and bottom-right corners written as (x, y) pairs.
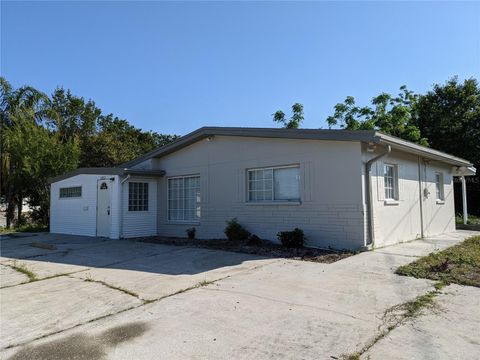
top-left (1, 231), bottom-right (479, 359)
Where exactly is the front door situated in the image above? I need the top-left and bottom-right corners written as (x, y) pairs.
top-left (97, 179), bottom-right (112, 237)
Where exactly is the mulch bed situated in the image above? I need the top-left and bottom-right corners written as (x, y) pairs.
top-left (134, 236), bottom-right (353, 264)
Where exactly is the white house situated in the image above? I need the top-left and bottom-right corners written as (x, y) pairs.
top-left (49, 127), bottom-right (476, 250)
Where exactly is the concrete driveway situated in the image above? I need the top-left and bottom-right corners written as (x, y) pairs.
top-left (1, 231), bottom-right (479, 359)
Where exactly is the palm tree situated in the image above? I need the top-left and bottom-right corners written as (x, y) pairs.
top-left (0, 77), bottom-right (49, 227)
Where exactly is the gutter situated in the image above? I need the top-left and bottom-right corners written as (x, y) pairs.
top-left (365, 144), bottom-right (391, 248)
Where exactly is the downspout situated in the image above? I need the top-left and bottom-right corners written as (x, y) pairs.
top-left (417, 157), bottom-right (424, 238)
top-left (461, 175), bottom-right (468, 225)
top-left (365, 144), bottom-right (391, 248)
top-left (119, 175), bottom-right (131, 238)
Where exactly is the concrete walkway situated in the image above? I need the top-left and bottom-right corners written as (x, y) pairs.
top-left (0, 231), bottom-right (478, 359)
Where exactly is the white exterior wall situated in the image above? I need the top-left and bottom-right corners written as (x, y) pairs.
top-left (50, 174), bottom-right (121, 238)
top-left (121, 177), bottom-right (158, 238)
top-left (153, 136), bottom-right (365, 250)
top-left (368, 148), bottom-right (455, 248)
top-left (422, 161), bottom-right (456, 237)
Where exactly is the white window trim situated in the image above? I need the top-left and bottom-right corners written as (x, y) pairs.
top-left (246, 164), bottom-right (301, 203)
top-left (167, 174), bottom-right (201, 223)
top-left (383, 163), bottom-right (399, 202)
top-left (435, 172), bottom-right (445, 203)
top-left (59, 186), bottom-right (82, 199)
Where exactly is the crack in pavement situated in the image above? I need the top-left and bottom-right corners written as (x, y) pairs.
top-left (201, 287), bottom-right (374, 323)
top-left (2, 271), bottom-right (250, 351)
top-left (1, 251), bottom-right (281, 351)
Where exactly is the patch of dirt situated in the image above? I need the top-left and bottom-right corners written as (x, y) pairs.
top-left (7, 322), bottom-right (149, 360)
top-left (135, 236), bottom-right (353, 263)
top-left (30, 242), bottom-right (57, 250)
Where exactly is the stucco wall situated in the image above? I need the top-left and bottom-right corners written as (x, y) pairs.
top-left (152, 135), bottom-right (365, 250)
top-left (422, 161), bottom-right (456, 237)
top-left (368, 148), bottom-right (455, 248)
top-left (50, 174), bottom-right (120, 238)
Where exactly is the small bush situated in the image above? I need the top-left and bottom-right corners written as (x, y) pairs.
top-left (247, 234), bottom-right (262, 247)
top-left (224, 218), bottom-right (250, 241)
top-left (277, 228), bottom-right (305, 248)
top-left (186, 227), bottom-right (196, 239)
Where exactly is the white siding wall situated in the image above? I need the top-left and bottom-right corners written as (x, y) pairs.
top-left (154, 136), bottom-right (365, 250)
top-left (422, 162), bottom-right (456, 237)
top-left (50, 174), bottom-right (120, 238)
top-left (121, 177), bottom-right (158, 238)
top-left (368, 148), bottom-right (455, 248)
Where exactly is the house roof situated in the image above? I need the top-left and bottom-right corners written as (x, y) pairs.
top-left (122, 126), bottom-right (474, 169)
top-left (48, 168), bottom-right (165, 184)
top-left (50, 127), bottom-right (475, 184)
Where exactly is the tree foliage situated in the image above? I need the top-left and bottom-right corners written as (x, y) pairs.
top-left (325, 77), bottom-right (479, 215)
top-left (326, 86), bottom-right (428, 146)
top-left (0, 77), bottom-right (178, 227)
top-left (415, 77), bottom-right (480, 168)
top-left (273, 103), bottom-right (304, 129)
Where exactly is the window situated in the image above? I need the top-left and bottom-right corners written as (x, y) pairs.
top-left (128, 182), bottom-right (148, 211)
top-left (168, 176), bottom-right (200, 221)
top-left (383, 164), bottom-right (398, 200)
top-left (435, 172), bottom-right (444, 201)
top-left (59, 186), bottom-right (82, 198)
top-left (247, 165), bottom-right (300, 202)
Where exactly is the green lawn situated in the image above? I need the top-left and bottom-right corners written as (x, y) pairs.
top-left (456, 214), bottom-right (480, 225)
top-left (396, 236), bottom-right (480, 287)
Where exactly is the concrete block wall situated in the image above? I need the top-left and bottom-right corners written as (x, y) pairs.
top-left (154, 135), bottom-right (366, 250)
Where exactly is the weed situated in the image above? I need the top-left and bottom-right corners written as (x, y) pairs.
top-left (401, 291), bottom-right (437, 317)
top-left (197, 279), bottom-right (213, 287)
top-left (9, 261), bottom-right (37, 282)
top-left (81, 277), bottom-right (139, 298)
top-left (396, 235), bottom-right (480, 287)
top-left (341, 284), bottom-right (444, 359)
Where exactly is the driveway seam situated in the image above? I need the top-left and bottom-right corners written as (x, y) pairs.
top-left (2, 257), bottom-right (279, 351)
top-left (200, 287), bottom-right (374, 323)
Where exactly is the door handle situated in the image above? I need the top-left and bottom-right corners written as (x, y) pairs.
top-left (107, 206), bottom-right (110, 215)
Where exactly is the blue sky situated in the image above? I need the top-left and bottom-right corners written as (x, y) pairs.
top-left (2, 1), bottom-right (479, 135)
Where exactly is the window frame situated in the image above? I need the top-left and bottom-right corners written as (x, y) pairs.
top-left (128, 182), bottom-right (149, 212)
top-left (383, 163), bottom-right (399, 201)
top-left (435, 172), bottom-right (445, 202)
top-left (59, 186), bottom-right (82, 199)
top-left (247, 164), bottom-right (300, 203)
top-left (167, 174), bottom-right (201, 223)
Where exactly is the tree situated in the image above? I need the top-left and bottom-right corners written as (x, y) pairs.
top-left (1, 77), bottom-right (180, 227)
top-left (326, 86), bottom-right (428, 146)
top-left (415, 77), bottom-right (480, 168)
top-left (46, 88), bottom-right (101, 144)
top-left (273, 103), bottom-right (304, 129)
top-left (80, 115), bottom-right (179, 167)
top-left (0, 77), bottom-right (50, 226)
top-left (415, 77), bottom-right (480, 215)
top-left (3, 113), bottom-right (79, 224)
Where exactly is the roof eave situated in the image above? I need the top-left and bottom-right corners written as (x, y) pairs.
top-left (376, 133), bottom-right (473, 167)
top-left (48, 168), bottom-right (166, 184)
top-left (122, 127), bottom-right (378, 168)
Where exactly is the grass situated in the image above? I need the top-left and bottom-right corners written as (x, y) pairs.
top-left (341, 285), bottom-right (443, 360)
top-left (9, 261), bottom-right (37, 282)
top-left (455, 214), bottom-right (480, 226)
top-left (396, 235), bottom-right (480, 287)
top-left (83, 277), bottom-right (140, 298)
top-left (401, 290), bottom-right (437, 317)
top-left (0, 223), bottom-right (48, 234)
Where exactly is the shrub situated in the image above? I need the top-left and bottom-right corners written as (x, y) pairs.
top-left (247, 234), bottom-right (263, 247)
top-left (224, 218), bottom-right (250, 241)
top-left (186, 227), bottom-right (196, 239)
top-left (277, 228), bottom-right (305, 248)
